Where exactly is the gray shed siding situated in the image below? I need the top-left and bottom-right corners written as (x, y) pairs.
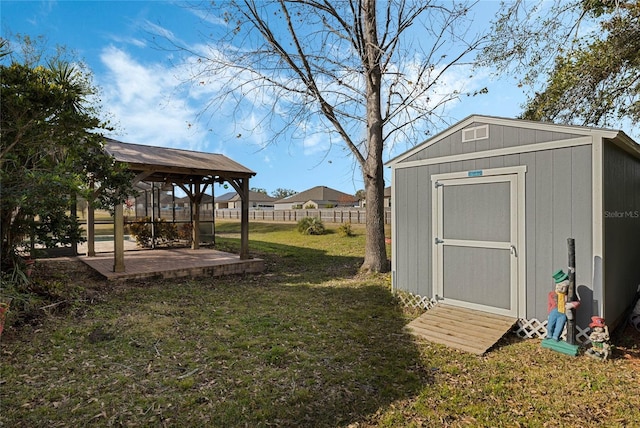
top-left (603, 142), bottom-right (640, 325)
top-left (393, 126), bottom-right (594, 325)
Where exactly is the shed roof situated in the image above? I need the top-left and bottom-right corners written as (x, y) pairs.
top-left (104, 139), bottom-right (256, 184)
top-left (386, 115), bottom-right (639, 166)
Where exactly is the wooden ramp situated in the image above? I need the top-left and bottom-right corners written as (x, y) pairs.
top-left (405, 304), bottom-right (517, 355)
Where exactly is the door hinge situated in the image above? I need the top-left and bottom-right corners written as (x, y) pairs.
top-left (434, 181), bottom-right (444, 188)
top-left (435, 237), bottom-right (444, 244)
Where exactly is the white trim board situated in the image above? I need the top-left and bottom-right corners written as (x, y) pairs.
top-left (394, 137), bottom-right (592, 170)
top-left (432, 165), bottom-right (527, 181)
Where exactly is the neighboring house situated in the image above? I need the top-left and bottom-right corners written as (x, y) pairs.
top-left (201, 194), bottom-right (214, 211)
top-left (359, 186), bottom-right (391, 208)
top-left (387, 115), bottom-right (640, 338)
top-left (274, 186), bottom-right (358, 210)
top-left (214, 192), bottom-right (237, 209)
top-left (215, 191), bottom-right (277, 209)
top-left (131, 183), bottom-right (183, 216)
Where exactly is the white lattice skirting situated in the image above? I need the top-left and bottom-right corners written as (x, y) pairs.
top-left (395, 290), bottom-right (439, 311)
top-left (396, 290), bottom-right (592, 344)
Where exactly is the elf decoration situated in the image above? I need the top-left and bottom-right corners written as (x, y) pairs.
top-left (586, 316), bottom-right (611, 361)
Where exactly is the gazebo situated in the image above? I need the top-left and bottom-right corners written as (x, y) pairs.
top-left (86, 139), bottom-right (256, 273)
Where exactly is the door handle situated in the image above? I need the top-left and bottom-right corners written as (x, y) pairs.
top-left (510, 245), bottom-right (517, 257)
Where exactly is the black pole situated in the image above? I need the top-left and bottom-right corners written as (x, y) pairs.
top-left (567, 238), bottom-right (577, 345)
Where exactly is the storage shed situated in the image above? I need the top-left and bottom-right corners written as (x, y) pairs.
top-left (387, 115), bottom-right (640, 341)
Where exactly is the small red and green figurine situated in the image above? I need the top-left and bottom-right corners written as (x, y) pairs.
top-left (585, 316), bottom-right (611, 361)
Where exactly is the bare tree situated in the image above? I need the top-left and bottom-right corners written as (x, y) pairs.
top-left (165, 0), bottom-right (489, 272)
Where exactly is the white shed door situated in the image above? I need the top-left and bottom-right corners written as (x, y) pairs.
top-left (433, 173), bottom-right (520, 317)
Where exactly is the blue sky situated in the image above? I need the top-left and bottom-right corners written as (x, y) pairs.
top-left (1, 0), bottom-right (530, 196)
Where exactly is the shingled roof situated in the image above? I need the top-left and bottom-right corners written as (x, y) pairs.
top-left (275, 186), bottom-right (357, 204)
top-left (215, 191), bottom-right (277, 203)
top-left (104, 139), bottom-right (255, 183)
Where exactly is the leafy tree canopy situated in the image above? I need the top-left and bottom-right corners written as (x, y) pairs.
top-left (271, 188), bottom-right (297, 199)
top-left (0, 36), bottom-right (134, 268)
top-left (250, 187), bottom-right (268, 195)
top-left (484, 0), bottom-right (640, 130)
top-left (522, 0), bottom-right (640, 127)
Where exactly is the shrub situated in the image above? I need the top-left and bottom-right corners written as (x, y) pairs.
top-left (129, 218), bottom-right (152, 247)
top-left (156, 219), bottom-right (178, 242)
top-left (297, 217), bottom-right (325, 235)
top-left (0, 261), bottom-right (84, 329)
top-left (338, 222), bottom-right (355, 237)
top-left (178, 223), bottom-right (192, 243)
top-left (129, 217), bottom-right (179, 247)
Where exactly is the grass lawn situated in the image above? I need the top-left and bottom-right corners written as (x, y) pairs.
top-left (1, 221), bottom-right (639, 427)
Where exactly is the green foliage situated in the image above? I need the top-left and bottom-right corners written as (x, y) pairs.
top-left (271, 188), bottom-right (297, 199)
top-left (484, 0), bottom-right (640, 129)
top-left (0, 259), bottom-right (85, 328)
top-left (128, 217), bottom-right (179, 248)
top-left (178, 223), bottom-right (193, 243)
top-left (250, 187), bottom-right (267, 195)
top-left (338, 222), bottom-right (355, 237)
top-left (521, 2), bottom-right (640, 127)
top-left (0, 38), bottom-right (135, 268)
top-left (296, 217), bottom-right (325, 235)
top-left (34, 209), bottom-right (85, 249)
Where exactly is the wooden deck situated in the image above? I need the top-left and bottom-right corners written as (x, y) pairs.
top-left (405, 304), bottom-right (517, 355)
top-left (80, 248), bottom-right (264, 281)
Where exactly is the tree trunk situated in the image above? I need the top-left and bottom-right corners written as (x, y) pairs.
top-left (360, 0), bottom-right (388, 273)
top-left (362, 162), bottom-right (388, 273)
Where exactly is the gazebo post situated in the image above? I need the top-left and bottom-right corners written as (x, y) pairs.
top-left (113, 202), bottom-right (125, 272)
top-left (87, 203), bottom-right (96, 257)
top-left (87, 180), bottom-right (96, 257)
top-left (240, 178), bottom-right (250, 260)
top-left (191, 182), bottom-right (201, 250)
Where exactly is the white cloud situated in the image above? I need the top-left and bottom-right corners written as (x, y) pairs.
top-left (98, 46), bottom-right (208, 151)
top-left (302, 132), bottom-right (330, 156)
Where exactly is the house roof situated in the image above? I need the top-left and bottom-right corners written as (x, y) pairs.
top-left (214, 191), bottom-right (237, 203)
top-left (385, 115), bottom-right (639, 166)
top-left (275, 186), bottom-right (357, 204)
top-left (215, 191), bottom-right (277, 203)
top-left (231, 191), bottom-right (277, 202)
top-left (104, 139), bottom-right (256, 184)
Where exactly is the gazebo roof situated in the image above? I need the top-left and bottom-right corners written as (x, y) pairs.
top-left (104, 138), bottom-right (256, 184)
